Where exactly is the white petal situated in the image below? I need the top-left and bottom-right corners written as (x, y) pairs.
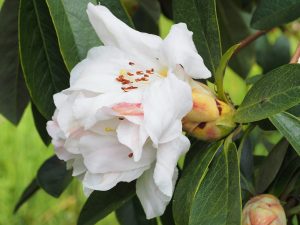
top-left (83, 166), bottom-right (149, 191)
top-left (162, 23), bottom-right (211, 79)
top-left (143, 73), bottom-right (192, 145)
top-left (136, 166), bottom-right (178, 219)
top-left (117, 120), bottom-right (148, 162)
top-left (154, 135), bottom-right (190, 197)
top-left (72, 157), bottom-right (87, 176)
top-left (86, 3), bottom-right (162, 66)
top-left (79, 134), bottom-right (155, 174)
top-left (69, 46), bottom-right (128, 93)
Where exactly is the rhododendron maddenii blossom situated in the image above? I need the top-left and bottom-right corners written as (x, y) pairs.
top-left (46, 3), bottom-right (211, 219)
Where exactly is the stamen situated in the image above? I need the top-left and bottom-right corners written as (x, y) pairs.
top-left (105, 127), bottom-right (114, 132)
top-left (129, 62), bottom-right (135, 66)
top-left (128, 153), bottom-right (133, 158)
top-left (127, 72), bottom-right (134, 76)
top-left (136, 71), bottom-right (144, 75)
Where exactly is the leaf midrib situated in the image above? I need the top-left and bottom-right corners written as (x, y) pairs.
top-left (32, 0), bottom-right (58, 92)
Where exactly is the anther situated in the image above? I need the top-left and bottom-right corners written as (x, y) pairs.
top-left (129, 62), bottom-right (135, 66)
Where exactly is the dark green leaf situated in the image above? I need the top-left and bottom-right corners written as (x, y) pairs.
top-left (14, 178), bottom-right (40, 213)
top-left (0, 0), bottom-right (29, 124)
top-left (158, 0), bottom-right (172, 19)
top-left (37, 155), bottom-right (72, 198)
top-left (288, 104), bottom-right (300, 117)
top-left (101, 0), bottom-right (134, 26)
top-left (189, 143), bottom-right (242, 225)
top-left (256, 36), bottom-right (290, 73)
top-left (31, 103), bottom-right (51, 146)
top-left (245, 74), bottom-right (263, 85)
top-left (173, 0), bottom-right (222, 74)
top-left (270, 112), bottom-right (300, 155)
top-left (116, 196), bottom-right (157, 225)
top-left (45, 0), bottom-right (101, 71)
top-left (234, 64), bottom-right (300, 123)
top-left (78, 182), bottom-right (135, 225)
top-left (251, 0), bottom-right (300, 29)
top-left (270, 147), bottom-right (300, 196)
top-left (19, 0), bottom-right (69, 120)
top-left (160, 202), bottom-right (175, 225)
top-left (173, 142), bottom-right (222, 225)
top-left (132, 0), bottom-right (160, 35)
top-left (255, 139), bottom-right (289, 193)
top-left (217, 0), bottom-right (255, 77)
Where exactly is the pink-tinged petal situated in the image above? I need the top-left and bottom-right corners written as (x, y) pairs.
top-left (143, 73), bottom-right (192, 145)
top-left (117, 120), bottom-right (148, 162)
top-left (86, 3), bottom-right (162, 66)
top-left (79, 134), bottom-right (156, 174)
top-left (82, 166), bottom-right (149, 191)
top-left (154, 135), bottom-right (190, 197)
top-left (136, 166), bottom-right (178, 219)
top-left (162, 23), bottom-right (211, 79)
top-left (112, 102), bottom-right (143, 116)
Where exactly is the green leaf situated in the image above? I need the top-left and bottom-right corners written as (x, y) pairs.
top-left (19, 0), bottom-right (69, 119)
top-left (132, 0), bottom-right (160, 35)
top-left (215, 44), bottom-right (240, 102)
top-left (256, 36), bottom-right (291, 73)
top-left (78, 182), bottom-right (135, 225)
top-left (45, 0), bottom-right (101, 71)
top-left (270, 147), bottom-right (300, 196)
top-left (116, 196), bottom-right (157, 225)
top-left (189, 143), bottom-right (242, 225)
top-left (270, 112), bottom-right (300, 155)
top-left (173, 0), bottom-right (222, 74)
top-left (14, 178), bottom-right (40, 213)
top-left (217, 0), bottom-right (255, 77)
top-left (100, 0), bottom-right (133, 28)
top-left (251, 0), bottom-right (300, 29)
top-left (234, 64), bottom-right (300, 123)
top-left (31, 103), bottom-right (51, 146)
top-left (255, 139), bottom-right (289, 193)
top-left (0, 0), bottom-right (29, 124)
top-left (37, 155), bottom-right (72, 198)
top-left (158, 0), bottom-right (172, 19)
top-left (173, 142), bottom-right (222, 225)
top-left (160, 202), bottom-right (175, 225)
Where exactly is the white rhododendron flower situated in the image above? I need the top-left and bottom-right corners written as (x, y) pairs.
top-left (47, 3), bottom-right (211, 219)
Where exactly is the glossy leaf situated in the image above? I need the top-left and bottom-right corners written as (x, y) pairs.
top-left (255, 139), bottom-right (289, 193)
top-left (78, 182), bottom-right (135, 225)
top-left (37, 156), bottom-right (72, 198)
top-left (31, 103), bottom-right (51, 146)
top-left (19, 0), bottom-right (69, 119)
top-left (173, 142), bottom-right (222, 225)
top-left (251, 0), bottom-right (300, 29)
top-left (270, 112), bottom-right (300, 155)
top-left (189, 143), bottom-right (242, 225)
top-left (234, 64), bottom-right (300, 123)
top-left (173, 0), bottom-right (222, 74)
top-left (14, 178), bottom-right (40, 213)
top-left (116, 196), bottom-right (157, 225)
top-left (256, 36), bottom-right (290, 73)
top-left (217, 0), bottom-right (255, 77)
top-left (45, 0), bottom-right (101, 71)
top-left (0, 0), bottom-right (29, 124)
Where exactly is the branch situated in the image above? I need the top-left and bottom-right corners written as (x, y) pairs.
top-left (290, 42), bottom-right (300, 63)
top-left (234, 29), bottom-right (271, 54)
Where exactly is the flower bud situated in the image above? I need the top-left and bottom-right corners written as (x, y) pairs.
top-left (183, 81), bottom-right (236, 141)
top-left (242, 194), bottom-right (287, 225)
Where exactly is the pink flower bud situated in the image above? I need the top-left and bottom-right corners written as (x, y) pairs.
top-left (242, 194), bottom-right (287, 225)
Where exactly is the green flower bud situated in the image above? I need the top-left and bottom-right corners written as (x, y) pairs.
top-left (242, 194), bottom-right (287, 225)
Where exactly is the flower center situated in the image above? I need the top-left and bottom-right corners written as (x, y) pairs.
top-left (115, 61), bottom-right (167, 92)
